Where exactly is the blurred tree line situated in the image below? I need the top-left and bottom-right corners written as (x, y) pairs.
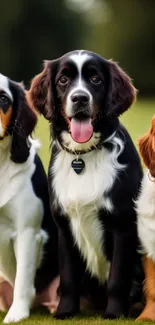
top-left (85, 0), bottom-right (155, 96)
top-left (0, 0), bottom-right (155, 96)
top-left (0, 0), bottom-right (87, 86)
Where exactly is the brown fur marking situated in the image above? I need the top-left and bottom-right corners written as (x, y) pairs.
top-left (136, 255), bottom-right (155, 321)
top-left (0, 106), bottom-right (12, 137)
top-left (108, 60), bottom-right (137, 116)
top-left (138, 116), bottom-right (155, 177)
top-left (27, 63), bottom-right (51, 120)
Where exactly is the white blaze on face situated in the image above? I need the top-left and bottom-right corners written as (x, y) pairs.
top-left (69, 52), bottom-right (91, 76)
top-left (0, 74), bottom-right (13, 101)
top-left (66, 51), bottom-right (93, 117)
top-left (0, 74), bottom-right (13, 138)
top-left (65, 51), bottom-right (94, 144)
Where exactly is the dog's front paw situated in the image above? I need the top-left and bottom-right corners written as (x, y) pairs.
top-left (3, 304), bottom-right (29, 323)
top-left (104, 298), bottom-right (127, 319)
top-left (136, 303), bottom-right (155, 321)
top-left (54, 297), bottom-right (79, 319)
top-left (54, 310), bottom-right (76, 319)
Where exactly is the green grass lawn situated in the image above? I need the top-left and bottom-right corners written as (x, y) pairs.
top-left (1, 99), bottom-right (154, 324)
top-left (0, 311), bottom-right (153, 325)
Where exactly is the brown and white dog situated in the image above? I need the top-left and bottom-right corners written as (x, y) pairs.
top-left (0, 74), bottom-right (59, 323)
top-left (136, 116), bottom-right (155, 321)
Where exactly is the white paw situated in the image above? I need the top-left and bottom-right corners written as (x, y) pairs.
top-left (3, 304), bottom-right (29, 323)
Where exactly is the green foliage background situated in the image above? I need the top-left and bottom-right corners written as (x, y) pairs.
top-left (0, 0), bottom-right (155, 96)
top-left (0, 0), bottom-right (86, 85)
top-left (86, 0), bottom-right (155, 96)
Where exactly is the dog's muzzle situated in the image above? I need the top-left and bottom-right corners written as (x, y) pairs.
top-left (70, 90), bottom-right (91, 117)
top-left (67, 90), bottom-right (93, 144)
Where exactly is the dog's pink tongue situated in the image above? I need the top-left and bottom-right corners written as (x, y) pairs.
top-left (70, 118), bottom-right (93, 143)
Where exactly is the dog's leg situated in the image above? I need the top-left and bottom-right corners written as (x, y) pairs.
top-left (104, 231), bottom-right (136, 319)
top-left (136, 255), bottom-right (155, 321)
top-left (4, 229), bottom-right (46, 323)
top-left (0, 229), bottom-right (16, 287)
top-left (55, 228), bottom-right (83, 319)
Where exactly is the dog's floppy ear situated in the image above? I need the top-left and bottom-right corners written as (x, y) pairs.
top-left (108, 60), bottom-right (137, 117)
top-left (28, 61), bottom-right (56, 120)
top-left (10, 82), bottom-right (37, 163)
top-left (139, 116), bottom-right (155, 177)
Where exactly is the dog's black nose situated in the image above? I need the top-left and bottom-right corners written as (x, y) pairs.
top-left (71, 91), bottom-right (89, 104)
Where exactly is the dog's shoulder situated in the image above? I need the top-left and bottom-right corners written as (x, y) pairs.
top-left (0, 137), bottom-right (38, 208)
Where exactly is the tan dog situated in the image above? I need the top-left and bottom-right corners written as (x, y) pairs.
top-left (136, 116), bottom-right (155, 321)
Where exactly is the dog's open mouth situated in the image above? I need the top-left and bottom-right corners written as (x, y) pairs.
top-left (67, 113), bottom-right (93, 143)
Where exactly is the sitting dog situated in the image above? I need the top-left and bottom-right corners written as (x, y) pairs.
top-left (136, 116), bottom-right (155, 321)
top-left (28, 50), bottom-right (143, 319)
top-left (0, 74), bottom-right (59, 323)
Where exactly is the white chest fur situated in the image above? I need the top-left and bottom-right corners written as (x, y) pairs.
top-left (136, 170), bottom-right (155, 260)
top-left (52, 146), bottom-right (123, 282)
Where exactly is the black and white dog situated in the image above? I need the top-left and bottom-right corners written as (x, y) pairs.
top-left (0, 74), bottom-right (58, 323)
top-left (29, 50), bottom-right (143, 319)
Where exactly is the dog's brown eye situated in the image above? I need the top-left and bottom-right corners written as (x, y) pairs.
top-left (91, 76), bottom-right (101, 84)
top-left (0, 94), bottom-right (9, 103)
top-left (58, 76), bottom-right (68, 85)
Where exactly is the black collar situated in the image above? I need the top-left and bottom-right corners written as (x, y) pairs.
top-left (59, 142), bottom-right (103, 155)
